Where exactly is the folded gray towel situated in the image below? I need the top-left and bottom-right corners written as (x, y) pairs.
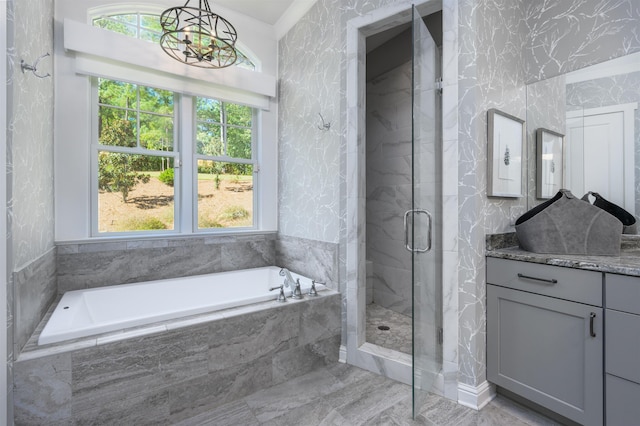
top-left (515, 189), bottom-right (622, 255)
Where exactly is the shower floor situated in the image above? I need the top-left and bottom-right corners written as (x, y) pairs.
top-left (366, 303), bottom-right (412, 354)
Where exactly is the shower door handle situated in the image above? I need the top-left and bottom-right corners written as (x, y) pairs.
top-left (404, 209), bottom-right (432, 253)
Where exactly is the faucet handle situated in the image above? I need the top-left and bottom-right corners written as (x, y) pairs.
top-left (269, 285), bottom-right (287, 302)
top-left (291, 278), bottom-right (303, 299)
top-left (309, 280), bottom-right (324, 297)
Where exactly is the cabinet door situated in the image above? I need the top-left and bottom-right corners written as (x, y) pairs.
top-left (487, 284), bottom-right (603, 426)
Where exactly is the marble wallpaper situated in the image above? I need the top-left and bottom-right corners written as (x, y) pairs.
top-left (277, 0), bottom-right (344, 245)
top-left (523, 0), bottom-right (640, 83)
top-left (8, 0), bottom-right (55, 271)
top-left (456, 0), bottom-right (528, 388)
top-left (6, 0), bottom-right (56, 422)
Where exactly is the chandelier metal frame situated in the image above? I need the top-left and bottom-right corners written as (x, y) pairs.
top-left (160, 0), bottom-right (238, 69)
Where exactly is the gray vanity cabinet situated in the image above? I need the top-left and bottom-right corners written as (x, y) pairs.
top-left (487, 258), bottom-right (603, 426)
top-left (604, 273), bottom-right (640, 426)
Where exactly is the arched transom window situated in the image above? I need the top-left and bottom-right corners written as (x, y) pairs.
top-left (92, 12), bottom-right (256, 71)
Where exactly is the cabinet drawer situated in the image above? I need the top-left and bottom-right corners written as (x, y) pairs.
top-left (605, 309), bottom-right (640, 383)
top-left (487, 258), bottom-right (602, 306)
top-left (606, 374), bottom-right (640, 426)
top-left (606, 274), bottom-right (640, 315)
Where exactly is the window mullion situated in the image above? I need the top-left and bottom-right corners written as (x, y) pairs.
top-left (180, 95), bottom-right (194, 233)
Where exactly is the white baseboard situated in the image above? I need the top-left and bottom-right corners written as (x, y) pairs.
top-left (457, 381), bottom-right (496, 411)
top-left (338, 345), bottom-right (347, 363)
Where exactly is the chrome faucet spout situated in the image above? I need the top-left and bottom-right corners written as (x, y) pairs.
top-left (279, 267), bottom-right (295, 289)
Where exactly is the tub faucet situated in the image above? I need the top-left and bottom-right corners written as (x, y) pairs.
top-left (279, 268), bottom-right (301, 298)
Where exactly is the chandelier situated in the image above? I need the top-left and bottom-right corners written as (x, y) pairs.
top-left (160, 0), bottom-right (238, 69)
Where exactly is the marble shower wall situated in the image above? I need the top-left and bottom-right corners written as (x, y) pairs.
top-left (566, 72), bottom-right (640, 219)
top-left (365, 61), bottom-right (413, 316)
top-left (523, 0), bottom-right (640, 83)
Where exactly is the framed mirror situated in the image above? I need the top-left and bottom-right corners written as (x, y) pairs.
top-left (536, 128), bottom-right (564, 199)
top-left (526, 51), bottom-right (640, 223)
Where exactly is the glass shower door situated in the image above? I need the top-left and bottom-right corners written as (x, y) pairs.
top-left (410, 5), bottom-right (442, 419)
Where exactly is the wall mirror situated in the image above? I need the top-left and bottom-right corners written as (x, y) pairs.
top-left (526, 51), bottom-right (640, 228)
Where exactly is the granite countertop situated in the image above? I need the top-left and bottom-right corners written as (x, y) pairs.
top-left (486, 233), bottom-right (640, 277)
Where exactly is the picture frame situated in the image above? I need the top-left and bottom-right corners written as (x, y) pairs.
top-left (536, 128), bottom-right (565, 199)
top-left (487, 108), bottom-right (525, 198)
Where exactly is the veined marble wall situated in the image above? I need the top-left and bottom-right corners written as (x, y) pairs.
top-left (365, 61), bottom-right (413, 316)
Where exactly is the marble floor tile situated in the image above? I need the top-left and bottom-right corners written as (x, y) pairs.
top-left (244, 369), bottom-right (344, 423)
top-left (365, 303), bottom-right (412, 354)
top-left (172, 399), bottom-right (259, 426)
top-left (178, 363), bottom-right (560, 426)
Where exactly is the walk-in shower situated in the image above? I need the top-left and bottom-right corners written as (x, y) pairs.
top-left (345, 1), bottom-right (447, 418)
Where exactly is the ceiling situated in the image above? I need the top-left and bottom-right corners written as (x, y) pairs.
top-left (213, 0), bottom-right (298, 26)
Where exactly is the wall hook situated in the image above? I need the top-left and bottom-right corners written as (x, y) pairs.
top-left (317, 113), bottom-right (331, 131)
top-left (21, 52), bottom-right (51, 79)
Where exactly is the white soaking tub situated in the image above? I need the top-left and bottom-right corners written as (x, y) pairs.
top-left (39, 266), bottom-right (323, 345)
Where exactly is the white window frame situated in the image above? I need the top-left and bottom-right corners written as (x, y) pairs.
top-left (90, 78), bottom-right (181, 237)
top-left (54, 9), bottom-right (278, 241)
top-left (91, 78), bottom-right (262, 237)
top-left (193, 99), bottom-right (259, 232)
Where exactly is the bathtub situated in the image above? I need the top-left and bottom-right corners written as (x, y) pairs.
top-left (38, 266), bottom-right (323, 345)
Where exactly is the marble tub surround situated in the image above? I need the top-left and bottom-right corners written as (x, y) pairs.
top-left (56, 234), bottom-right (277, 293)
top-left (13, 247), bottom-right (57, 356)
top-left (276, 234), bottom-right (339, 290)
top-left (14, 290), bottom-right (341, 424)
top-left (486, 233), bottom-right (640, 277)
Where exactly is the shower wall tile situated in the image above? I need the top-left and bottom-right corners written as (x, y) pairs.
top-left (524, 0), bottom-right (640, 83)
top-left (366, 61), bottom-right (414, 316)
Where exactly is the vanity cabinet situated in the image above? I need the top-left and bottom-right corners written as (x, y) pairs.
top-left (487, 258), bottom-right (603, 426)
top-left (604, 273), bottom-right (640, 426)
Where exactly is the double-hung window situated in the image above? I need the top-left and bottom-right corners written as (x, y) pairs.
top-left (95, 78), bottom-right (178, 234)
top-left (195, 97), bottom-right (256, 229)
top-left (93, 79), bottom-right (257, 235)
